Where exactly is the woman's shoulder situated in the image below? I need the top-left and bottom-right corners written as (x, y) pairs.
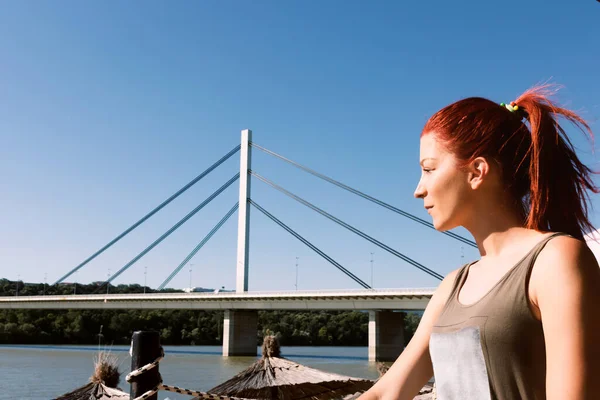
top-left (513, 230), bottom-right (587, 264)
top-left (534, 231), bottom-right (595, 270)
top-left (530, 231), bottom-right (600, 303)
top-left (431, 265), bottom-right (468, 302)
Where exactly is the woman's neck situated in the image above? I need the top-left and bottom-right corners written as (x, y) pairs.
top-left (463, 201), bottom-right (535, 258)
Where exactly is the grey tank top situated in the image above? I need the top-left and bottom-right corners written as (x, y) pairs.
top-left (429, 233), bottom-right (568, 400)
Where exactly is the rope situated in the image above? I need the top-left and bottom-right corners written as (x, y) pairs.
top-left (161, 384), bottom-right (246, 399)
top-left (130, 383), bottom-right (249, 400)
top-left (251, 171), bottom-right (444, 281)
top-left (129, 383), bottom-right (160, 400)
top-left (126, 346), bottom-right (249, 400)
top-left (158, 202), bottom-right (239, 290)
top-left (54, 144), bottom-right (241, 285)
top-left (250, 200), bottom-right (371, 289)
top-left (94, 173), bottom-right (239, 293)
top-left (126, 348), bottom-right (165, 380)
top-left (250, 142), bottom-right (476, 248)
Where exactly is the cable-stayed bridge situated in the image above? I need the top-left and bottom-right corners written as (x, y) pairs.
top-left (0, 130), bottom-right (475, 360)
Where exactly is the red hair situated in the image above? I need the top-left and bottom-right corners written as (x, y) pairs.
top-left (422, 85), bottom-right (598, 240)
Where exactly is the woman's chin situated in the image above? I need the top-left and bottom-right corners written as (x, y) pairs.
top-left (433, 218), bottom-right (455, 232)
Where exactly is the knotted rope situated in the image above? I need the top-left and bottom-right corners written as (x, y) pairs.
top-left (125, 346), bottom-right (248, 400)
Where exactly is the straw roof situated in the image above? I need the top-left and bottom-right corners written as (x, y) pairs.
top-left (342, 384), bottom-right (435, 400)
top-left (412, 383), bottom-right (436, 400)
top-left (361, 362), bottom-right (435, 400)
top-left (53, 382), bottom-right (129, 400)
top-left (54, 351), bottom-right (129, 400)
top-left (204, 336), bottom-right (374, 400)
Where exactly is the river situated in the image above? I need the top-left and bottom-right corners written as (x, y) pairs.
top-left (0, 345), bottom-right (380, 400)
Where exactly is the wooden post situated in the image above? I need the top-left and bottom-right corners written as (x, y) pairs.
top-left (130, 331), bottom-right (161, 400)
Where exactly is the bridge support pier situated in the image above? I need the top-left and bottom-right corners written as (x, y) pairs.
top-left (368, 310), bottom-right (405, 362)
top-left (222, 310), bottom-right (258, 357)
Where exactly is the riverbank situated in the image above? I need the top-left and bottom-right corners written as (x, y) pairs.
top-left (0, 308), bottom-right (421, 347)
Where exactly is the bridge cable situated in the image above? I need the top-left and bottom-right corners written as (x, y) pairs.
top-left (250, 199), bottom-right (371, 289)
top-left (251, 171), bottom-right (444, 281)
top-left (158, 202), bottom-right (239, 290)
top-left (250, 142), bottom-right (476, 248)
top-left (93, 173), bottom-right (240, 293)
top-left (54, 145), bottom-right (241, 285)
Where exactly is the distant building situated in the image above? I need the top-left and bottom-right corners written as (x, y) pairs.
top-left (182, 286), bottom-right (234, 293)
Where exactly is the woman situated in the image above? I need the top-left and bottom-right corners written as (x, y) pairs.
top-left (360, 85), bottom-right (600, 400)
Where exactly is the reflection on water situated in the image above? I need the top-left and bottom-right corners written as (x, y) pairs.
top-left (0, 345), bottom-right (380, 400)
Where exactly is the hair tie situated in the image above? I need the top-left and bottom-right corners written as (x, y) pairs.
top-left (500, 101), bottom-right (520, 112)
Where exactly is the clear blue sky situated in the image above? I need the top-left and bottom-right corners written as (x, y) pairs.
top-left (1, 1), bottom-right (599, 291)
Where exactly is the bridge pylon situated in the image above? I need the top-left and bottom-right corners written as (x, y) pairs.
top-left (227, 129), bottom-right (258, 357)
top-left (368, 310), bottom-right (406, 362)
top-left (222, 310), bottom-right (258, 357)
top-left (236, 129), bottom-right (252, 293)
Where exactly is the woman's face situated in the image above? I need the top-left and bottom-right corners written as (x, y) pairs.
top-left (414, 133), bottom-right (474, 231)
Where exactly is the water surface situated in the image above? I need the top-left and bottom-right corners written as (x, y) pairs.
top-left (0, 345), bottom-right (380, 400)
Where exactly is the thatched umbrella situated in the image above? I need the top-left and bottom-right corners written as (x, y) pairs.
top-left (361, 362), bottom-right (435, 400)
top-left (54, 352), bottom-right (129, 400)
top-left (204, 336), bottom-right (374, 400)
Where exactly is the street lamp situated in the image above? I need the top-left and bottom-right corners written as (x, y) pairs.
top-left (144, 266), bottom-right (147, 294)
top-left (106, 269), bottom-right (111, 295)
top-left (16, 274), bottom-right (19, 297)
top-left (189, 263), bottom-right (194, 291)
top-left (370, 252), bottom-right (374, 288)
top-left (43, 273), bottom-right (47, 296)
top-left (295, 257), bottom-right (299, 291)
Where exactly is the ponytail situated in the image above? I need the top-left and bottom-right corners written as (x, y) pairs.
top-left (514, 85), bottom-right (597, 239)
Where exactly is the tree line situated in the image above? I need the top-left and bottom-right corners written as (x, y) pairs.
top-left (0, 278), bottom-right (178, 297)
top-left (0, 279), bottom-right (421, 346)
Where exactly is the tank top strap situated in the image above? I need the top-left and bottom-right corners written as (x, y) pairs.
top-left (448, 262), bottom-right (475, 299)
top-left (517, 232), bottom-right (572, 273)
top-left (499, 232), bottom-right (573, 291)
top-left (528, 232), bottom-right (571, 259)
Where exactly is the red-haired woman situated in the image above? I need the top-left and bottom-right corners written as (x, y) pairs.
top-left (360, 86), bottom-right (600, 400)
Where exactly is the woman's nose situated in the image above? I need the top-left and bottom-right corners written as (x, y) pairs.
top-left (414, 181), bottom-right (426, 199)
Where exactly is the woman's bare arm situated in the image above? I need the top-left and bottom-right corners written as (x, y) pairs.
top-left (531, 236), bottom-right (600, 400)
top-left (359, 268), bottom-right (459, 400)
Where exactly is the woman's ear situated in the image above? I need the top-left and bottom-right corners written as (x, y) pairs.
top-left (468, 157), bottom-right (490, 190)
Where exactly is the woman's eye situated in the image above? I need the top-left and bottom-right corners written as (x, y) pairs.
top-left (423, 168), bottom-right (433, 173)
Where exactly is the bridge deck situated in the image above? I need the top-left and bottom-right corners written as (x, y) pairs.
top-left (0, 288), bottom-right (436, 310)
